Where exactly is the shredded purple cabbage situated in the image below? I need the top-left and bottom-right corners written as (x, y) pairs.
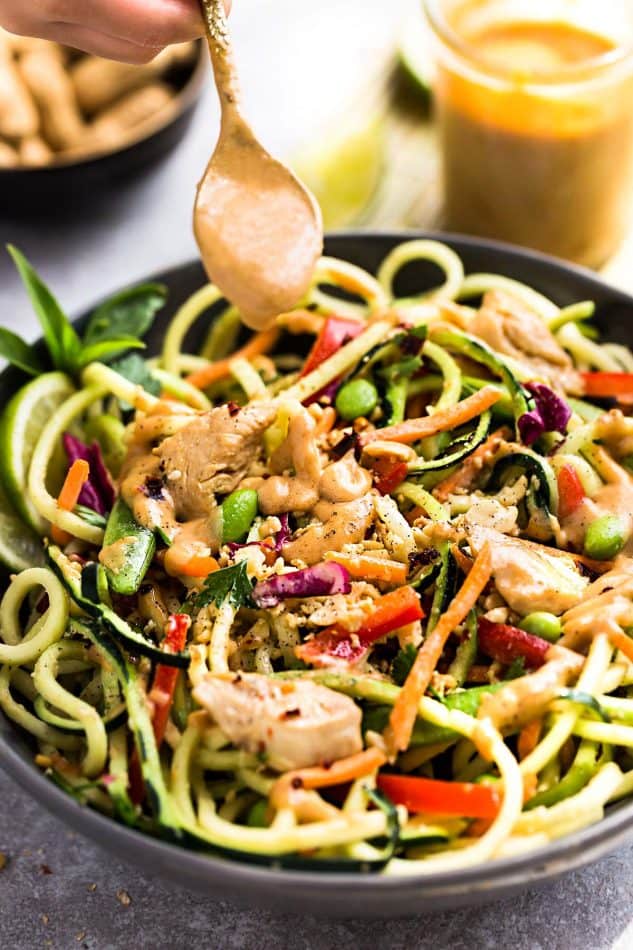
top-left (63, 433), bottom-right (115, 516)
top-left (304, 378), bottom-right (340, 407)
top-left (252, 562), bottom-right (351, 608)
top-left (274, 513), bottom-right (290, 553)
top-left (518, 383), bottom-right (572, 447)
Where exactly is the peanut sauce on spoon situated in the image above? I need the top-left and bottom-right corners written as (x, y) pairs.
top-left (194, 0), bottom-right (323, 330)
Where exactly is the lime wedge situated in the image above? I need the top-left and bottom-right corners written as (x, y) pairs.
top-left (398, 12), bottom-right (434, 100)
top-left (0, 473), bottom-right (44, 572)
top-left (294, 115), bottom-right (386, 229)
top-left (0, 371), bottom-right (75, 534)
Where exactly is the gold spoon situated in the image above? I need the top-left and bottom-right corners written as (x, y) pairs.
top-left (194, 0), bottom-right (323, 331)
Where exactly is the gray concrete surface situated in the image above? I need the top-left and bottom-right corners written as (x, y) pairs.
top-left (1, 2), bottom-right (633, 946)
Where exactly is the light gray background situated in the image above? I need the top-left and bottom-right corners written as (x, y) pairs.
top-left (1, 2), bottom-right (632, 946)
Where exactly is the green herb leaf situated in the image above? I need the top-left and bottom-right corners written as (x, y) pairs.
top-left (186, 561), bottom-right (254, 614)
top-left (392, 643), bottom-right (418, 687)
top-left (8, 245), bottom-right (81, 373)
top-left (380, 356), bottom-right (423, 383)
top-left (110, 353), bottom-right (161, 398)
top-left (83, 283), bottom-right (166, 345)
top-left (74, 504), bottom-right (108, 528)
top-left (504, 657), bottom-right (526, 681)
top-left (78, 337), bottom-right (145, 368)
top-left (0, 327), bottom-right (45, 376)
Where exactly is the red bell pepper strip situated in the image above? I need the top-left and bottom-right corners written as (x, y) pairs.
top-left (581, 372), bottom-right (633, 398)
top-left (296, 586), bottom-right (424, 667)
top-left (148, 613), bottom-right (191, 745)
top-left (377, 773), bottom-right (501, 819)
top-left (128, 613), bottom-right (191, 803)
top-left (478, 616), bottom-right (550, 669)
top-left (301, 316), bottom-right (364, 377)
top-left (371, 458), bottom-right (409, 495)
top-left (557, 464), bottom-right (586, 520)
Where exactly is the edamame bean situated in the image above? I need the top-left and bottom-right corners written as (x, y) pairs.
top-left (246, 800), bottom-right (269, 827)
top-left (221, 489), bottom-right (259, 543)
top-left (335, 379), bottom-right (378, 421)
top-left (519, 612), bottom-right (562, 643)
top-left (584, 513), bottom-right (628, 561)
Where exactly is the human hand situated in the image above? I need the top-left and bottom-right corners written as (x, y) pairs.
top-left (0, 1), bottom-right (230, 64)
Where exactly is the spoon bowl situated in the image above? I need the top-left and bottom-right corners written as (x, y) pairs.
top-left (194, 0), bottom-right (322, 330)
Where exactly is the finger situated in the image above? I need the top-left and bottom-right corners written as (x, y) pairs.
top-left (42, 0), bottom-right (224, 49)
top-left (41, 22), bottom-right (163, 64)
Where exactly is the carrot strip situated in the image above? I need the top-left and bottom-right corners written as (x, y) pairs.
top-left (433, 427), bottom-right (510, 502)
top-left (171, 554), bottom-right (220, 578)
top-left (185, 327), bottom-right (279, 390)
top-left (451, 545), bottom-right (474, 576)
top-left (324, 551), bottom-right (408, 586)
top-left (387, 542), bottom-right (493, 754)
top-left (360, 387), bottom-right (502, 447)
top-left (609, 630), bottom-right (633, 665)
top-left (51, 459), bottom-right (90, 545)
top-left (518, 718), bottom-right (542, 761)
top-left (270, 747), bottom-right (387, 810)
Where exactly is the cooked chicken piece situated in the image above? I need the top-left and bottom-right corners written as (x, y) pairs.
top-left (468, 525), bottom-right (588, 616)
top-left (561, 557), bottom-right (633, 650)
top-left (470, 290), bottom-right (581, 392)
top-left (193, 673), bottom-right (363, 771)
top-left (282, 495), bottom-right (375, 565)
top-left (478, 645), bottom-right (584, 732)
top-left (155, 402), bottom-right (277, 519)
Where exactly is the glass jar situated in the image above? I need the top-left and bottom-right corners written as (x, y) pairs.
top-left (424, 0), bottom-right (633, 268)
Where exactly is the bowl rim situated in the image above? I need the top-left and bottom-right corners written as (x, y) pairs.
top-left (2, 228), bottom-right (633, 911)
top-left (2, 41), bottom-right (207, 174)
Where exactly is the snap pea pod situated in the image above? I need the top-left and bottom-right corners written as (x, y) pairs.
top-left (102, 498), bottom-right (155, 595)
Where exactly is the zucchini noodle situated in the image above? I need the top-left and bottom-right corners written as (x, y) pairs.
top-left (33, 641), bottom-right (108, 776)
top-left (458, 273), bottom-right (559, 320)
top-left (4, 239), bottom-right (633, 876)
top-left (310, 256), bottom-right (389, 318)
top-left (28, 385), bottom-right (108, 544)
top-left (161, 283), bottom-right (225, 374)
top-left (378, 240), bottom-right (464, 305)
top-left (0, 568), bottom-right (68, 666)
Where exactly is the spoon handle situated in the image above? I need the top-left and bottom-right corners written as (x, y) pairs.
top-left (198, 0), bottom-right (241, 116)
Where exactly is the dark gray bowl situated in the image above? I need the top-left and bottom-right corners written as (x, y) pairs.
top-left (2, 232), bottom-right (633, 917)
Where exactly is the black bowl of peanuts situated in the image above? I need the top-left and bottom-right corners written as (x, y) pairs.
top-left (0, 31), bottom-right (205, 212)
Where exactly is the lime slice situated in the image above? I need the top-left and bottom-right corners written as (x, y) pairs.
top-left (398, 12), bottom-right (434, 100)
top-left (0, 371), bottom-right (75, 534)
top-left (294, 114), bottom-right (386, 229)
top-left (0, 473), bottom-right (44, 572)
